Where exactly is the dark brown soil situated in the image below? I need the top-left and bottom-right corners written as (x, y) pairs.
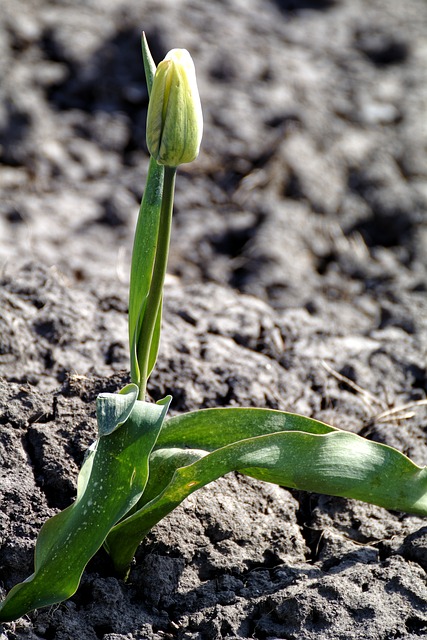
top-left (1, 0), bottom-right (427, 638)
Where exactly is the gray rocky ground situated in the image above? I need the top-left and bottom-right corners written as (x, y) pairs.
top-left (1, 0), bottom-right (427, 638)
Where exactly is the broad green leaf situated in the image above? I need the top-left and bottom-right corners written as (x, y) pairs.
top-left (105, 409), bottom-right (338, 572)
top-left (156, 406), bottom-right (338, 450)
top-left (0, 395), bottom-right (171, 622)
top-left (128, 409), bottom-right (334, 518)
top-left (106, 409), bottom-right (427, 574)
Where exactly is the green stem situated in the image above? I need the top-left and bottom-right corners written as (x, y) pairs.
top-left (137, 165), bottom-right (177, 400)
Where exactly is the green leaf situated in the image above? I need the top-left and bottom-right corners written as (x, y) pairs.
top-left (96, 383), bottom-right (139, 436)
top-left (147, 293), bottom-right (162, 380)
top-left (119, 408), bottom-right (333, 524)
top-left (128, 35), bottom-right (164, 386)
top-left (0, 395), bottom-right (171, 622)
top-left (156, 406), bottom-right (338, 450)
top-left (105, 408), bottom-right (427, 574)
top-left (128, 157), bottom-right (164, 385)
top-left (141, 32), bottom-right (156, 98)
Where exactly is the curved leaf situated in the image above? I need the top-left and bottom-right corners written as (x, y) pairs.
top-left (128, 408), bottom-right (334, 519)
top-left (96, 383), bottom-right (139, 436)
top-left (106, 409), bottom-right (427, 574)
top-left (156, 406), bottom-right (338, 450)
top-left (0, 396), bottom-right (171, 622)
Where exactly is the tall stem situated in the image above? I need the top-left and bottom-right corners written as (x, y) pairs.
top-left (137, 166), bottom-right (176, 400)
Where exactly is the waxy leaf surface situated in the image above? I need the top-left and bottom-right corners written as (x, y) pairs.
top-left (106, 408), bottom-right (427, 573)
top-left (0, 394), bottom-right (170, 622)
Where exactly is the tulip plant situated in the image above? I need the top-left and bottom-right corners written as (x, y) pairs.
top-left (1, 34), bottom-right (426, 623)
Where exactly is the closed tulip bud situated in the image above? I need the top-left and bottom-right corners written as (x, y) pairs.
top-left (146, 48), bottom-right (203, 167)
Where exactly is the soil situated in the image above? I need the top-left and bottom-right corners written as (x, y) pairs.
top-left (1, 0), bottom-right (427, 638)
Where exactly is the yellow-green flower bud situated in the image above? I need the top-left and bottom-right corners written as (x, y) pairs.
top-left (146, 48), bottom-right (203, 167)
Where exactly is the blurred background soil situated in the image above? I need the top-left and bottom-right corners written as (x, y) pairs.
top-left (1, 0), bottom-right (427, 638)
